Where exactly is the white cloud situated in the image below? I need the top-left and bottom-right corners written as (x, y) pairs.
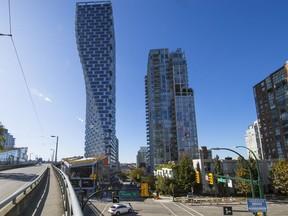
top-left (31, 88), bottom-right (53, 103)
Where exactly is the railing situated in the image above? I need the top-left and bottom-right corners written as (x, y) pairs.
top-left (52, 164), bottom-right (84, 216)
top-left (0, 166), bottom-right (48, 210)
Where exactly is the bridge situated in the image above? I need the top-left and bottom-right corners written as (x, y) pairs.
top-left (0, 163), bottom-right (83, 216)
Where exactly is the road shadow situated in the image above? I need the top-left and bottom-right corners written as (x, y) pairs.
top-left (0, 173), bottom-right (37, 182)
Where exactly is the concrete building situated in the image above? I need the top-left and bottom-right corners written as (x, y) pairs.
top-left (76, 1), bottom-right (118, 164)
top-left (154, 167), bottom-right (173, 178)
top-left (136, 146), bottom-right (148, 168)
top-left (253, 61), bottom-right (288, 160)
top-left (145, 48), bottom-right (199, 170)
top-left (245, 120), bottom-right (263, 160)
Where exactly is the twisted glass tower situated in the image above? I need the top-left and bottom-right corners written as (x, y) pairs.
top-left (76, 1), bottom-right (118, 164)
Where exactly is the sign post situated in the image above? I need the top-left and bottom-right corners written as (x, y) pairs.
top-left (247, 199), bottom-right (267, 213)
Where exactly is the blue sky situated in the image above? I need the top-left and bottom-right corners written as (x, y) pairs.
top-left (0, 0), bottom-right (287, 162)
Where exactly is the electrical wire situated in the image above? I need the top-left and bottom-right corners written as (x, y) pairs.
top-left (8, 0), bottom-right (12, 35)
top-left (1, 0), bottom-right (45, 136)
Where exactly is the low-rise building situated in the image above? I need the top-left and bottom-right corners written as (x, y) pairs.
top-left (61, 155), bottom-right (110, 195)
top-left (0, 147), bottom-right (28, 165)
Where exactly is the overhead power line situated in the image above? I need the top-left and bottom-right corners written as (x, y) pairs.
top-left (0, 0), bottom-right (44, 136)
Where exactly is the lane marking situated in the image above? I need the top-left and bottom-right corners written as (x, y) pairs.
top-left (159, 202), bottom-right (178, 216)
top-left (101, 202), bottom-right (110, 214)
top-left (178, 202), bottom-right (205, 216)
top-left (173, 202), bottom-right (196, 216)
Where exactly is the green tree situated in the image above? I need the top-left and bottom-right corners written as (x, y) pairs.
top-left (235, 156), bottom-right (257, 196)
top-left (118, 172), bottom-right (128, 182)
top-left (270, 160), bottom-right (288, 195)
top-left (214, 155), bottom-right (225, 195)
top-left (173, 155), bottom-right (196, 193)
top-left (129, 167), bottom-right (146, 182)
top-left (156, 175), bottom-right (172, 195)
top-left (0, 122), bottom-right (5, 151)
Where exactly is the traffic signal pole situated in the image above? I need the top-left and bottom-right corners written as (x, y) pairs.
top-left (211, 147), bottom-right (255, 199)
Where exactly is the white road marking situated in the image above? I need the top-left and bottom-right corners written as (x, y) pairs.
top-left (173, 202), bottom-right (196, 216)
top-left (178, 202), bottom-right (205, 216)
top-left (159, 202), bottom-right (178, 216)
top-left (101, 203), bottom-right (110, 214)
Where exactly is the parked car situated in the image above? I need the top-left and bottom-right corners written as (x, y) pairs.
top-left (108, 203), bottom-right (133, 215)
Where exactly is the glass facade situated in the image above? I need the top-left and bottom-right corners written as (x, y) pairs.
top-left (145, 48), bottom-right (199, 170)
top-left (253, 62), bottom-right (288, 160)
top-left (76, 1), bottom-right (117, 164)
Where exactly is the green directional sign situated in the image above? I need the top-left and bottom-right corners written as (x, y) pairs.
top-left (217, 178), bottom-right (227, 183)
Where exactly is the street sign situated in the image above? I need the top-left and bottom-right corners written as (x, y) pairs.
top-left (223, 206), bottom-right (233, 215)
top-left (217, 178), bottom-right (227, 183)
top-left (247, 199), bottom-right (267, 212)
top-left (227, 179), bottom-right (233, 188)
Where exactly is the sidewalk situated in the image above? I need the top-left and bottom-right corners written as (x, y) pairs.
top-left (40, 165), bottom-right (64, 216)
top-left (25, 164), bottom-right (65, 216)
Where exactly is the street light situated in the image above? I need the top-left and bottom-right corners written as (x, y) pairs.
top-left (51, 135), bottom-right (59, 163)
top-left (211, 147), bottom-right (255, 198)
top-left (50, 149), bottom-right (55, 163)
top-left (236, 146), bottom-right (266, 216)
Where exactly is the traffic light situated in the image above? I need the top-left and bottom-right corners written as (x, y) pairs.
top-left (195, 171), bottom-right (200, 183)
top-left (208, 173), bottom-right (214, 185)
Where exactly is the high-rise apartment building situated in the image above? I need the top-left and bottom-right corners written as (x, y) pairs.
top-left (76, 1), bottom-right (118, 164)
top-left (136, 146), bottom-right (148, 168)
top-left (145, 48), bottom-right (199, 170)
top-left (245, 120), bottom-right (263, 160)
top-left (253, 62), bottom-right (288, 160)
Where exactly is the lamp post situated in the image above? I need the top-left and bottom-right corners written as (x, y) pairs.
top-left (51, 135), bottom-right (59, 163)
top-left (211, 147), bottom-right (255, 198)
top-left (236, 146), bottom-right (263, 197)
top-left (236, 146), bottom-right (266, 216)
top-left (50, 149), bottom-right (55, 163)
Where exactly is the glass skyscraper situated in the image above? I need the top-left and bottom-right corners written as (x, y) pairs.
top-left (76, 1), bottom-right (118, 164)
top-left (145, 48), bottom-right (199, 170)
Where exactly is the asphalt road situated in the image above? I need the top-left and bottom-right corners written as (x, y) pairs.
top-left (0, 164), bottom-right (47, 202)
top-left (86, 197), bottom-right (288, 216)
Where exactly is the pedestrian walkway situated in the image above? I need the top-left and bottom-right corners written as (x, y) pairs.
top-left (25, 164), bottom-right (65, 216)
top-left (40, 165), bottom-right (64, 216)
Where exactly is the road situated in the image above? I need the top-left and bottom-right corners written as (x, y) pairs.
top-left (86, 197), bottom-right (288, 216)
top-left (0, 164), bottom-right (47, 202)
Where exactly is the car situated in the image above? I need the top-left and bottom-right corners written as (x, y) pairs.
top-left (108, 203), bottom-right (133, 215)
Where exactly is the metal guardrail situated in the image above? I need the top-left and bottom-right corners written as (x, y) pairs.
top-left (0, 166), bottom-right (48, 209)
top-left (52, 164), bottom-right (84, 216)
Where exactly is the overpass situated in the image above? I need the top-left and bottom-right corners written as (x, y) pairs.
top-left (0, 163), bottom-right (83, 216)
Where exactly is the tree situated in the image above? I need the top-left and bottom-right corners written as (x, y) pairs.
top-left (118, 172), bottom-right (128, 182)
top-left (214, 155), bottom-right (225, 195)
top-left (0, 122), bottom-right (5, 151)
top-left (129, 167), bottom-right (146, 182)
top-left (270, 160), bottom-right (288, 195)
top-left (173, 155), bottom-right (196, 194)
top-left (156, 175), bottom-right (172, 195)
top-left (235, 156), bottom-right (257, 196)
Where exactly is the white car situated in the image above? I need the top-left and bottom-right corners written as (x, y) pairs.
top-left (108, 203), bottom-right (133, 215)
